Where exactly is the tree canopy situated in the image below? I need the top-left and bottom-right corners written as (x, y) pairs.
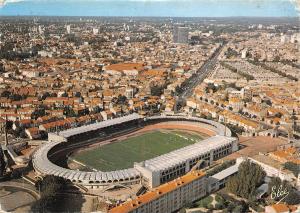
top-left (0, 148), bottom-right (6, 177)
top-left (226, 160), bottom-right (266, 199)
top-left (31, 107), bottom-right (46, 120)
top-left (283, 162), bottom-right (299, 177)
top-left (31, 175), bottom-right (67, 212)
top-left (268, 177), bottom-right (300, 205)
top-left (150, 85), bottom-right (164, 96)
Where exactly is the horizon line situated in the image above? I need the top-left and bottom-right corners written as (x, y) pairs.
top-left (0, 15), bottom-right (299, 18)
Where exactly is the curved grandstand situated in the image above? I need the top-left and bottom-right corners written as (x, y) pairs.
top-left (32, 114), bottom-right (238, 189)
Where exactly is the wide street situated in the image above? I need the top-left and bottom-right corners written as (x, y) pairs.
top-left (179, 41), bottom-right (228, 100)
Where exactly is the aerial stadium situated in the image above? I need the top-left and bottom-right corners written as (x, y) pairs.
top-left (32, 114), bottom-right (238, 189)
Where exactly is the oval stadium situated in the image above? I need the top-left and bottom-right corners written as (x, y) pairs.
top-left (32, 114), bottom-right (238, 189)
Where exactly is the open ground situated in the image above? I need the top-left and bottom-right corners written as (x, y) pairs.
top-left (71, 129), bottom-right (205, 171)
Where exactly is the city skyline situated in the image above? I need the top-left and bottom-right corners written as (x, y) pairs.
top-left (0, 0), bottom-right (299, 17)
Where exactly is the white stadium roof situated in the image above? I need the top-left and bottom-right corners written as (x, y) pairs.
top-left (58, 113), bottom-right (141, 138)
top-left (143, 135), bottom-right (236, 172)
top-left (33, 141), bottom-right (141, 182)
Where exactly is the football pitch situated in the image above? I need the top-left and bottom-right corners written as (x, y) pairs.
top-left (71, 130), bottom-right (203, 171)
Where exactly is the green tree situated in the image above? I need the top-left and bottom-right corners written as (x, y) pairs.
top-left (9, 94), bottom-right (23, 101)
top-left (227, 202), bottom-right (235, 212)
top-left (41, 92), bottom-right (51, 100)
top-left (233, 205), bottom-right (243, 213)
top-left (32, 107), bottom-right (46, 120)
top-left (0, 148), bottom-right (6, 177)
top-left (285, 190), bottom-right (300, 205)
top-left (61, 92), bottom-right (68, 97)
top-left (1, 90), bottom-right (11, 98)
top-left (117, 95), bottom-right (127, 105)
top-left (150, 85), bottom-right (163, 96)
top-left (268, 177), bottom-right (300, 205)
top-left (63, 106), bottom-right (76, 117)
top-left (0, 63), bottom-right (5, 73)
top-left (74, 92), bottom-right (81, 98)
top-left (226, 176), bottom-right (239, 195)
top-left (206, 83), bottom-right (218, 93)
top-left (226, 160), bottom-right (266, 199)
top-left (283, 162), bottom-right (299, 177)
top-left (32, 175), bottom-right (67, 212)
top-left (175, 85), bottom-right (183, 94)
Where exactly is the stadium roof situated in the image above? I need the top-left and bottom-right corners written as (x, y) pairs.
top-left (147, 115), bottom-right (231, 137)
top-left (142, 135), bottom-right (236, 172)
top-left (33, 140), bottom-right (141, 182)
top-left (58, 113), bottom-right (141, 138)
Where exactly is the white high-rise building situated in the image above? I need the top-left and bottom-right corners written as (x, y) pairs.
top-left (38, 25), bottom-right (43, 35)
top-left (66, 25), bottom-right (71, 34)
top-left (291, 33), bottom-right (300, 43)
top-left (123, 23), bottom-right (130, 31)
top-left (241, 49), bottom-right (248, 59)
top-left (125, 87), bottom-right (134, 99)
top-left (92, 28), bottom-right (99, 35)
top-left (281, 35), bottom-right (286, 43)
top-left (297, 33), bottom-right (300, 42)
top-left (280, 34), bottom-right (291, 44)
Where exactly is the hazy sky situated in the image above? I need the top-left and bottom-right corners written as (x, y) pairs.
top-left (0, 0), bottom-right (298, 17)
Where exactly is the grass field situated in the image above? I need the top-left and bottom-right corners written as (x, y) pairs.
top-left (71, 130), bottom-right (203, 171)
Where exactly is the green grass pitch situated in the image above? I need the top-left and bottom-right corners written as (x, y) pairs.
top-left (72, 130), bottom-right (203, 171)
